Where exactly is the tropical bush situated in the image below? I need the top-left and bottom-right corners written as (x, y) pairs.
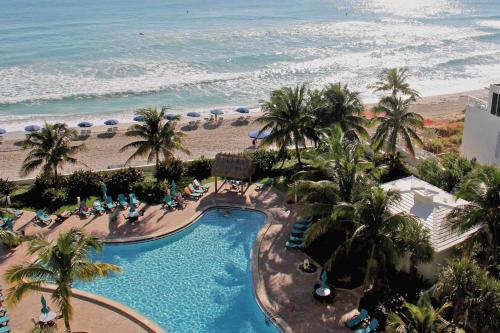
top-left (185, 156), bottom-right (213, 180)
top-left (41, 188), bottom-right (68, 211)
top-left (65, 170), bottom-right (104, 200)
top-left (156, 158), bottom-right (185, 182)
top-left (0, 178), bottom-right (16, 197)
top-left (418, 154), bottom-right (474, 192)
top-left (133, 179), bottom-right (169, 203)
top-left (105, 168), bottom-right (144, 196)
top-left (247, 150), bottom-right (279, 179)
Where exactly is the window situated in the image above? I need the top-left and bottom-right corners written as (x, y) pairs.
top-left (491, 93), bottom-right (500, 117)
top-left (496, 132), bottom-right (500, 159)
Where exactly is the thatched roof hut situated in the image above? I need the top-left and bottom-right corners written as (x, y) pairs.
top-left (211, 153), bottom-right (255, 180)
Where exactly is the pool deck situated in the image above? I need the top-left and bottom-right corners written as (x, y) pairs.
top-left (0, 182), bottom-right (359, 332)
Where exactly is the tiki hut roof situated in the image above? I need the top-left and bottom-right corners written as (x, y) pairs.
top-left (211, 153), bottom-right (255, 180)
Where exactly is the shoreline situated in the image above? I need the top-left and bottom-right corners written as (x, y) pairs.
top-left (0, 88), bottom-right (490, 180)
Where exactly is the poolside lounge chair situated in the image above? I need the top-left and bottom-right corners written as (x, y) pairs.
top-left (184, 187), bottom-right (202, 199)
top-left (162, 195), bottom-right (176, 210)
top-left (193, 179), bottom-right (209, 192)
top-left (0, 326), bottom-right (10, 333)
top-left (353, 319), bottom-right (378, 333)
top-left (79, 203), bottom-right (92, 218)
top-left (255, 178), bottom-right (273, 190)
top-left (117, 194), bottom-right (128, 208)
top-left (93, 201), bottom-right (105, 215)
top-left (129, 193), bottom-right (140, 207)
top-left (175, 194), bottom-right (187, 208)
top-left (286, 241), bottom-right (304, 250)
top-left (188, 184), bottom-right (204, 195)
top-left (294, 216), bottom-right (314, 227)
top-left (0, 316), bottom-right (10, 325)
top-left (35, 210), bottom-right (52, 225)
top-left (55, 210), bottom-right (71, 222)
top-left (0, 218), bottom-right (13, 231)
top-left (105, 196), bottom-right (116, 211)
top-left (345, 309), bottom-right (368, 328)
top-left (289, 235), bottom-right (303, 242)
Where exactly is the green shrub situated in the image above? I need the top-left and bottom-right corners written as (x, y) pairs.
top-left (41, 188), bottom-right (68, 212)
top-left (156, 159), bottom-right (185, 182)
top-left (133, 179), bottom-right (169, 203)
top-left (106, 168), bottom-right (144, 196)
top-left (247, 150), bottom-right (279, 178)
top-left (65, 170), bottom-right (104, 200)
top-left (186, 156), bottom-right (213, 180)
top-left (424, 139), bottom-right (444, 154)
top-left (418, 154), bottom-right (474, 192)
top-left (0, 178), bottom-right (16, 197)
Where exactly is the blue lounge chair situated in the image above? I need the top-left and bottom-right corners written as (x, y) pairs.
top-left (286, 241), bottom-right (304, 250)
top-left (353, 319), bottom-right (378, 333)
top-left (105, 196), bottom-right (116, 210)
top-left (193, 179), bottom-right (209, 192)
top-left (79, 203), bottom-right (92, 217)
top-left (0, 316), bottom-right (9, 324)
top-left (255, 178), bottom-right (273, 190)
top-left (117, 194), bottom-right (128, 208)
top-left (345, 309), bottom-right (368, 328)
top-left (184, 187), bottom-right (202, 199)
top-left (188, 184), bottom-right (204, 195)
top-left (289, 235), bottom-right (303, 242)
top-left (162, 195), bottom-right (176, 210)
top-left (35, 210), bottom-right (51, 225)
top-left (93, 200), bottom-right (105, 214)
top-left (294, 216), bottom-right (314, 227)
top-left (0, 326), bottom-right (10, 333)
top-left (129, 193), bottom-right (140, 207)
top-left (1, 218), bottom-right (13, 231)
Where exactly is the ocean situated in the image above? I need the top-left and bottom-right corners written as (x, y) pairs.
top-left (1, 0), bottom-right (500, 131)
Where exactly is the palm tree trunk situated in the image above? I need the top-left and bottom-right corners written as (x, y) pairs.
top-left (155, 150), bottom-right (160, 182)
top-left (294, 139), bottom-right (301, 164)
top-left (363, 244), bottom-right (376, 290)
top-left (64, 314), bottom-right (71, 332)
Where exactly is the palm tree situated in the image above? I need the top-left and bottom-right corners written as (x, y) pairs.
top-left (120, 108), bottom-right (190, 179)
top-left (395, 221), bottom-right (434, 280)
top-left (256, 84), bottom-right (317, 164)
top-left (371, 67), bottom-right (421, 100)
top-left (314, 83), bottom-right (368, 140)
top-left (371, 95), bottom-right (424, 157)
top-left (5, 229), bottom-right (121, 332)
top-left (21, 123), bottom-right (85, 180)
top-left (446, 166), bottom-right (500, 271)
top-left (387, 293), bottom-right (449, 333)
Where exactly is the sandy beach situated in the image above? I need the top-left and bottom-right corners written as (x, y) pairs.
top-left (0, 88), bottom-right (489, 180)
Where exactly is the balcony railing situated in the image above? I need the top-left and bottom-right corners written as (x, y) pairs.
top-left (468, 96), bottom-right (488, 111)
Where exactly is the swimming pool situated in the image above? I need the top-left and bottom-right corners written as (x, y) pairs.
top-left (77, 208), bottom-right (280, 333)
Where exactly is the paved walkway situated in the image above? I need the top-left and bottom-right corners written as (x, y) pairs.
top-left (0, 182), bottom-right (360, 332)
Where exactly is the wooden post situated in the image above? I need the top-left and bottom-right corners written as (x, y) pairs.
top-left (215, 176), bottom-right (218, 193)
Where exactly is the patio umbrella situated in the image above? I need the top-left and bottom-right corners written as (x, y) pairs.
top-left (320, 270), bottom-right (328, 289)
top-left (41, 296), bottom-right (50, 314)
top-left (235, 107), bottom-right (249, 114)
top-left (133, 115), bottom-right (145, 122)
top-left (0, 128), bottom-right (5, 135)
top-left (248, 130), bottom-right (270, 140)
top-left (164, 113), bottom-right (178, 121)
top-left (104, 119), bottom-right (119, 126)
top-left (186, 112), bottom-right (200, 118)
top-left (100, 183), bottom-right (108, 200)
top-left (24, 125), bottom-right (40, 132)
top-left (210, 109), bottom-right (224, 116)
top-left (171, 180), bottom-right (177, 196)
top-left (39, 296), bottom-right (57, 324)
top-left (77, 121), bottom-right (93, 128)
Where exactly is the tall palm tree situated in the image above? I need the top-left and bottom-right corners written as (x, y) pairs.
top-left (446, 166), bottom-right (500, 271)
top-left (387, 293), bottom-right (449, 333)
top-left (21, 123), bottom-right (85, 180)
top-left (256, 84), bottom-right (317, 164)
top-left (120, 108), bottom-right (190, 178)
top-left (4, 228), bottom-right (121, 332)
top-left (371, 95), bottom-right (424, 157)
top-left (371, 67), bottom-right (421, 100)
top-left (314, 83), bottom-right (368, 140)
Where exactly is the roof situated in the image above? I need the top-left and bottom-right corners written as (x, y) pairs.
top-left (381, 176), bottom-right (480, 252)
top-left (211, 153), bottom-right (255, 180)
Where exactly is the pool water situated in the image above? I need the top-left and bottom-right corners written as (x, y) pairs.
top-left (76, 208), bottom-right (280, 333)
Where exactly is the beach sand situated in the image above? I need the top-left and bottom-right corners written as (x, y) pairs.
top-left (0, 88), bottom-right (489, 180)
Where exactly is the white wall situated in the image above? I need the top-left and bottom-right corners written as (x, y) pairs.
top-left (461, 104), bottom-right (500, 167)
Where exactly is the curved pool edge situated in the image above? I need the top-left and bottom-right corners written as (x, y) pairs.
top-left (40, 284), bottom-right (166, 333)
top-left (99, 204), bottom-right (292, 333)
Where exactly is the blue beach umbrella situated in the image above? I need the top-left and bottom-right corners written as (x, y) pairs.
top-left (248, 130), bottom-right (270, 140)
top-left (77, 121), bottom-right (93, 128)
top-left (41, 296), bottom-right (50, 314)
top-left (171, 180), bottom-right (177, 196)
top-left (210, 109), bottom-right (224, 116)
top-left (100, 183), bottom-right (108, 200)
top-left (235, 107), bottom-right (250, 114)
top-left (133, 115), bottom-right (145, 122)
top-left (0, 128), bottom-right (6, 135)
top-left (104, 119), bottom-right (119, 126)
top-left (321, 270), bottom-right (328, 289)
top-left (186, 112), bottom-right (200, 118)
top-left (24, 125), bottom-right (40, 132)
top-left (164, 114), bottom-right (178, 121)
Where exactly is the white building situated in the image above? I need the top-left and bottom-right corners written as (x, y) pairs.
top-left (381, 176), bottom-right (480, 280)
top-left (461, 84), bottom-right (500, 166)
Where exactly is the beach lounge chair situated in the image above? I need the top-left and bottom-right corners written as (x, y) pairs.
top-left (188, 184), bottom-right (204, 195)
top-left (183, 187), bottom-right (202, 199)
top-left (117, 194), bottom-right (128, 208)
top-left (193, 179), bottom-right (209, 191)
top-left (129, 193), bottom-right (140, 207)
top-left (255, 178), bottom-right (273, 190)
top-left (353, 319), bottom-right (378, 333)
top-left (162, 195), bottom-right (176, 210)
top-left (35, 210), bottom-right (52, 225)
top-left (79, 203), bottom-right (92, 218)
top-left (93, 201), bottom-right (105, 215)
top-left (175, 194), bottom-right (187, 208)
top-left (105, 196), bottom-right (116, 211)
top-left (0, 326), bottom-right (10, 333)
top-left (289, 235), bottom-right (303, 242)
top-left (56, 210), bottom-right (71, 223)
top-left (286, 241), bottom-right (304, 250)
top-left (345, 309), bottom-right (368, 328)
top-left (0, 316), bottom-right (10, 325)
top-left (0, 218), bottom-right (13, 231)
